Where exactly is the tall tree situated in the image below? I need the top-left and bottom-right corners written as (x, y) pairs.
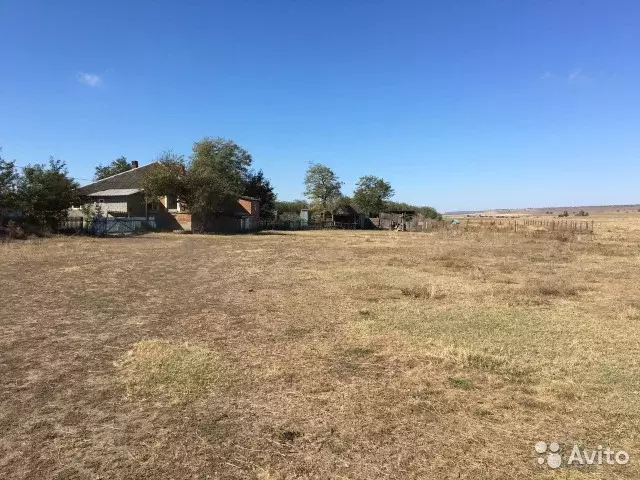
top-left (303, 163), bottom-right (342, 221)
top-left (94, 156), bottom-right (132, 180)
top-left (187, 138), bottom-right (252, 229)
top-left (353, 175), bottom-right (394, 217)
top-left (140, 151), bottom-right (187, 204)
top-left (142, 138), bottom-right (253, 231)
top-left (17, 158), bottom-right (79, 231)
top-left (0, 148), bottom-right (18, 215)
top-left (244, 169), bottom-right (276, 219)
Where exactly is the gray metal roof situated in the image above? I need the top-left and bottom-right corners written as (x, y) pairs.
top-left (78, 162), bottom-right (158, 195)
top-left (87, 189), bottom-right (142, 197)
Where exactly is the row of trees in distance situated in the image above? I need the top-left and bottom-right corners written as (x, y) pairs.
top-left (284, 162), bottom-right (440, 220)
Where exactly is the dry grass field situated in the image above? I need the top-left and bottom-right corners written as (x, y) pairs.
top-left (2, 212), bottom-right (640, 479)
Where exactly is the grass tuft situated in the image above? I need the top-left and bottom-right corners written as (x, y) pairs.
top-left (346, 347), bottom-right (375, 357)
top-left (525, 279), bottom-right (585, 297)
top-left (400, 284), bottom-right (444, 299)
top-left (447, 377), bottom-right (474, 390)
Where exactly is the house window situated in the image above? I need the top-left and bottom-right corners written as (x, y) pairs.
top-left (166, 195), bottom-right (178, 211)
top-left (147, 202), bottom-right (159, 212)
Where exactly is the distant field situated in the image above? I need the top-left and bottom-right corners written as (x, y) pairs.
top-left (449, 205), bottom-right (640, 216)
top-left (2, 215), bottom-right (640, 479)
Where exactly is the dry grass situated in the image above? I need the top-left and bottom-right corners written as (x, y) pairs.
top-left (2, 212), bottom-right (640, 479)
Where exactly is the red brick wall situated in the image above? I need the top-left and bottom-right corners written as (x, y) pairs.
top-left (172, 213), bottom-right (192, 230)
top-left (238, 198), bottom-right (260, 218)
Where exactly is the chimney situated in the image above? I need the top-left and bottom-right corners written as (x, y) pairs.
top-left (131, 160), bottom-right (139, 169)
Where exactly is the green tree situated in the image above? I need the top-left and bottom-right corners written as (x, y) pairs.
top-left (94, 156), bottom-right (133, 180)
top-left (352, 175), bottom-right (394, 217)
top-left (142, 138), bottom-right (253, 231)
top-left (275, 199), bottom-right (309, 215)
top-left (303, 163), bottom-right (342, 221)
top-left (244, 169), bottom-right (276, 219)
top-left (0, 148), bottom-right (18, 216)
top-left (140, 151), bottom-right (187, 204)
top-left (385, 201), bottom-right (440, 219)
top-left (17, 158), bottom-right (79, 231)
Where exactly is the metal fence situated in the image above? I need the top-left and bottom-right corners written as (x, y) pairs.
top-left (58, 216), bottom-right (157, 235)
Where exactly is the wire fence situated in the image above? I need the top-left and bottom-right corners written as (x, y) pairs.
top-left (404, 218), bottom-right (595, 235)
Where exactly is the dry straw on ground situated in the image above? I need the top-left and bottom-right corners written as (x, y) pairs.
top-left (1, 210), bottom-right (640, 479)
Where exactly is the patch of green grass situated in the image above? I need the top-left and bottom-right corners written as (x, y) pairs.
top-left (448, 377), bottom-right (474, 390)
top-left (347, 347), bottom-right (375, 357)
top-left (116, 340), bottom-right (220, 404)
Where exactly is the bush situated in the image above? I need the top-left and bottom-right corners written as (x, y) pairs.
top-left (558, 211), bottom-right (569, 217)
top-left (6, 220), bottom-right (26, 239)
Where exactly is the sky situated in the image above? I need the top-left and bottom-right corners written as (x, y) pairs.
top-left (1, 0), bottom-right (639, 212)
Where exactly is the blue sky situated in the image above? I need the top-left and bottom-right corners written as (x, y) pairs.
top-left (1, 0), bottom-right (638, 211)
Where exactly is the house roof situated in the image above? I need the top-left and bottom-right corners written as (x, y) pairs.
top-left (78, 163), bottom-right (261, 203)
top-left (333, 204), bottom-right (358, 216)
top-left (87, 189), bottom-right (142, 197)
top-left (78, 162), bottom-right (158, 196)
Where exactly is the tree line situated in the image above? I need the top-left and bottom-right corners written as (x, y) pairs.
top-left (0, 138), bottom-right (439, 233)
top-left (282, 162), bottom-right (440, 220)
top-left (0, 149), bottom-right (79, 231)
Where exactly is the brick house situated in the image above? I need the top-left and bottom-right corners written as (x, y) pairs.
top-left (74, 161), bottom-right (260, 232)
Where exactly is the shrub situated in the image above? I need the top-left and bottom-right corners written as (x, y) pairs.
top-left (6, 220), bottom-right (26, 240)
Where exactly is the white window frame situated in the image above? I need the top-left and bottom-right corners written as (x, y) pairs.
top-left (165, 195), bottom-right (181, 212)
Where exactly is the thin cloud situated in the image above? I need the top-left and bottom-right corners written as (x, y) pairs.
top-left (539, 69), bottom-right (592, 83)
top-left (567, 68), bottom-right (584, 82)
top-left (77, 72), bottom-right (102, 87)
